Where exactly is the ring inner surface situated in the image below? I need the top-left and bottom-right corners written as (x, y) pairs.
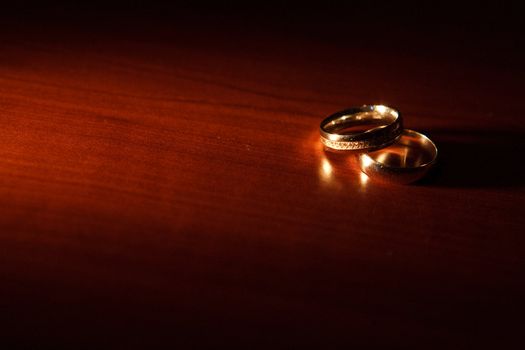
top-left (366, 133), bottom-right (435, 168)
top-left (325, 110), bottom-right (397, 135)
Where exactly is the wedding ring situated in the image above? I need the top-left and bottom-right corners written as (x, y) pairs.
top-left (358, 129), bottom-right (438, 184)
top-left (320, 105), bottom-right (403, 151)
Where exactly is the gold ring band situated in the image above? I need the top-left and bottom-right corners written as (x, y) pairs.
top-left (358, 129), bottom-right (438, 184)
top-left (320, 105), bottom-right (403, 151)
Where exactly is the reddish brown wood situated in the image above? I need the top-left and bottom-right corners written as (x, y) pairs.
top-left (0, 20), bottom-right (524, 348)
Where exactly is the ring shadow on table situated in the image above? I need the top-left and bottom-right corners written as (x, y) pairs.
top-left (418, 128), bottom-right (525, 188)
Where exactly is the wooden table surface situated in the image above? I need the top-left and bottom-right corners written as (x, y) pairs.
top-left (1, 10), bottom-right (524, 348)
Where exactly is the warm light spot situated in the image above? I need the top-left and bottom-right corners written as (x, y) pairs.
top-left (375, 105), bottom-right (387, 114)
top-left (318, 157), bottom-right (337, 186)
top-left (376, 152), bottom-right (389, 164)
top-left (361, 155), bottom-right (374, 168)
top-left (360, 171), bottom-right (369, 185)
top-left (322, 158), bottom-right (333, 177)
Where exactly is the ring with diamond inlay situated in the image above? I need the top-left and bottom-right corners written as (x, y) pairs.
top-left (358, 129), bottom-right (438, 184)
top-left (320, 105), bottom-right (403, 151)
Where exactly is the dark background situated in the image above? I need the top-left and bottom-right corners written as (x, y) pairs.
top-left (2, 1), bottom-right (523, 68)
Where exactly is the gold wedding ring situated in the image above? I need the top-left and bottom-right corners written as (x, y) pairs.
top-left (358, 129), bottom-right (438, 184)
top-left (320, 105), bottom-right (403, 151)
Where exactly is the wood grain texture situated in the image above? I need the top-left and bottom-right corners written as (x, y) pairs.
top-left (0, 17), bottom-right (524, 348)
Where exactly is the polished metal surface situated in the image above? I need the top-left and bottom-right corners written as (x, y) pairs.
top-left (358, 129), bottom-right (438, 184)
top-left (320, 105), bottom-right (403, 151)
